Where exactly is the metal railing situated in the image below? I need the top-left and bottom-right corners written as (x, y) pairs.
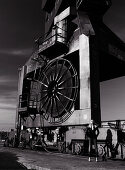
top-left (37, 25), bottom-right (67, 46)
top-left (19, 94), bottom-right (28, 108)
top-left (18, 93), bottom-right (37, 109)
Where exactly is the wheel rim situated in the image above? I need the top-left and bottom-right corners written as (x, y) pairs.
top-left (98, 145), bottom-right (104, 156)
top-left (37, 58), bottom-right (78, 124)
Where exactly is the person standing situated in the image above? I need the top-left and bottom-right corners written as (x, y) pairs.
top-left (86, 120), bottom-right (99, 162)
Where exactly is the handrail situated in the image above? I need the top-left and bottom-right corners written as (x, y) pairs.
top-left (39, 33), bottom-right (67, 45)
top-left (19, 94), bottom-right (28, 108)
top-left (37, 25), bottom-right (67, 45)
top-left (19, 93), bottom-right (37, 109)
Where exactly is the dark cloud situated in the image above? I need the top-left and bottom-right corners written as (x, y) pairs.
top-left (0, 77), bottom-right (17, 110)
top-left (0, 0), bottom-right (44, 49)
top-left (104, 0), bottom-right (125, 41)
top-left (0, 50), bottom-right (31, 73)
top-left (0, 0), bottom-right (45, 130)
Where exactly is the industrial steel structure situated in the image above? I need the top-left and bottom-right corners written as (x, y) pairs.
top-left (7, 0), bottom-right (125, 158)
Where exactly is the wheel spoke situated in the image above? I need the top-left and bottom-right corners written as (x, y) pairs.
top-left (55, 95), bottom-right (69, 114)
top-left (54, 60), bottom-right (58, 80)
top-left (50, 73), bottom-right (54, 81)
top-left (54, 97), bottom-right (60, 118)
top-left (57, 92), bottom-right (74, 101)
top-left (49, 74), bottom-right (52, 82)
top-left (45, 97), bottom-right (51, 114)
top-left (55, 60), bottom-right (66, 81)
top-left (51, 97), bottom-right (54, 117)
top-left (58, 73), bottom-right (77, 87)
top-left (40, 93), bottom-right (48, 101)
top-left (43, 72), bottom-right (50, 84)
top-left (58, 86), bottom-right (78, 90)
top-left (42, 89), bottom-right (48, 92)
top-left (40, 96), bottom-right (49, 110)
top-left (35, 79), bottom-right (48, 88)
top-left (57, 64), bottom-right (72, 83)
top-left (51, 72), bottom-right (55, 81)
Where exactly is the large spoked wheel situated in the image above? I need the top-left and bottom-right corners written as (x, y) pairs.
top-left (37, 58), bottom-right (78, 124)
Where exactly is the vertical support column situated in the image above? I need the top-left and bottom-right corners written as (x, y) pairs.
top-left (77, 11), bottom-right (101, 124)
top-left (79, 34), bottom-right (91, 122)
top-left (15, 66), bottom-right (25, 130)
top-left (77, 9), bottom-right (101, 125)
top-left (75, 32), bottom-right (101, 125)
top-left (89, 35), bottom-right (101, 125)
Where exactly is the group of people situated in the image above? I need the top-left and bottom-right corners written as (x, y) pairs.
top-left (86, 120), bottom-right (115, 162)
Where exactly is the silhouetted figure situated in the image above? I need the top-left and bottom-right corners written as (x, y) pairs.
top-left (86, 120), bottom-right (99, 162)
top-left (102, 129), bottom-right (114, 160)
top-left (106, 129), bottom-right (112, 151)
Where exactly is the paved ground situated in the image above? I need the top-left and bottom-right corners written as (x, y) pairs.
top-left (0, 149), bottom-right (27, 170)
top-left (0, 146), bottom-right (125, 170)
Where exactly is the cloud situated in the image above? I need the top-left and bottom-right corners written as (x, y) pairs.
top-left (0, 76), bottom-right (18, 94)
top-left (0, 103), bottom-right (16, 110)
top-left (0, 0), bottom-right (44, 131)
top-left (104, 0), bottom-right (125, 42)
top-left (0, 75), bottom-right (16, 83)
top-left (0, 48), bottom-right (32, 56)
top-left (0, 94), bottom-right (17, 110)
top-left (0, 88), bottom-right (17, 130)
top-left (0, 75), bottom-right (17, 112)
top-left (0, 109), bottom-right (16, 131)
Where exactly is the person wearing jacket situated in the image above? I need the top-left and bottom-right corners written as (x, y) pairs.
top-left (86, 120), bottom-right (99, 162)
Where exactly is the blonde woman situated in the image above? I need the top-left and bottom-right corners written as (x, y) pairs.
top-left (86, 120), bottom-right (99, 162)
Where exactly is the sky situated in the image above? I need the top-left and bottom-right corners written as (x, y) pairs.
top-left (0, 0), bottom-right (125, 131)
top-left (0, 0), bottom-right (44, 131)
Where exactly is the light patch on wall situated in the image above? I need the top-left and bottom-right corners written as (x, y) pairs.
top-left (83, 114), bottom-right (87, 120)
top-left (100, 76), bottom-right (125, 121)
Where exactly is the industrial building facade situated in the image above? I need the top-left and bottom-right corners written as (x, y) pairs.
top-left (14, 0), bottom-right (125, 157)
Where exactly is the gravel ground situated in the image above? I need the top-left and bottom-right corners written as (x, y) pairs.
top-left (0, 146), bottom-right (125, 170)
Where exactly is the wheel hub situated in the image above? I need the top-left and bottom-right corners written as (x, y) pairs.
top-left (47, 81), bottom-right (58, 97)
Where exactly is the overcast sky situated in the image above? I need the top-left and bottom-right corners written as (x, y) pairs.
top-left (0, 0), bottom-right (44, 131)
top-left (0, 0), bottom-right (125, 131)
